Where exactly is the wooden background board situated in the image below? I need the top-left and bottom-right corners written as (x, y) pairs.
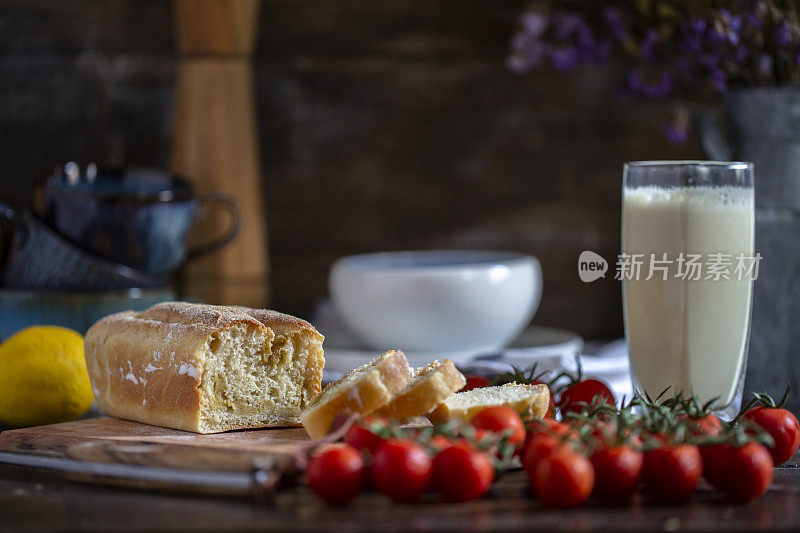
top-left (0, 417), bottom-right (311, 471)
top-left (0, 0), bottom-right (706, 342)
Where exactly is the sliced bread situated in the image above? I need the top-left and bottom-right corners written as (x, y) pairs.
top-left (372, 359), bottom-right (466, 420)
top-left (301, 350), bottom-right (412, 438)
top-left (426, 382), bottom-right (550, 424)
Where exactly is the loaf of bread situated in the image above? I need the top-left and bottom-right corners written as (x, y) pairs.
top-left (84, 302), bottom-right (325, 433)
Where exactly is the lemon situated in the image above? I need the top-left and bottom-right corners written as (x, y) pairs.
top-left (0, 326), bottom-right (93, 427)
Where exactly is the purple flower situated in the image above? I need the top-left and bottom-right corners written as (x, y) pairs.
top-left (545, 13), bottom-right (607, 69)
top-left (506, 53), bottom-right (533, 73)
top-left (664, 108), bottom-right (691, 144)
top-left (690, 19), bottom-right (707, 34)
top-left (508, 29), bottom-right (547, 73)
top-left (549, 46), bottom-right (581, 71)
top-left (775, 23), bottom-right (792, 48)
top-left (602, 7), bottom-right (628, 41)
top-left (664, 122), bottom-right (689, 144)
top-left (640, 29), bottom-right (660, 61)
top-left (520, 12), bottom-right (547, 37)
top-left (679, 19), bottom-right (706, 54)
top-left (707, 28), bottom-right (725, 47)
top-left (718, 9), bottom-right (742, 45)
top-left (699, 52), bottom-right (721, 68)
top-left (553, 14), bottom-right (582, 41)
top-left (744, 12), bottom-right (763, 30)
top-left (731, 46), bottom-right (749, 65)
top-left (651, 73), bottom-right (674, 98)
top-left (628, 70), bottom-right (674, 98)
top-left (594, 38), bottom-right (612, 64)
top-left (709, 68), bottom-right (727, 91)
top-left (508, 3), bottom-right (797, 96)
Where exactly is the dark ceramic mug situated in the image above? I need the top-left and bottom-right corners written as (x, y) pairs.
top-left (39, 165), bottom-right (241, 275)
top-left (0, 205), bottom-right (167, 291)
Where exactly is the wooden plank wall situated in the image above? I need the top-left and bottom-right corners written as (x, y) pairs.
top-left (0, 0), bottom-right (704, 339)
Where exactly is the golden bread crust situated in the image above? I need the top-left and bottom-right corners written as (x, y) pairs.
top-left (84, 302), bottom-right (324, 433)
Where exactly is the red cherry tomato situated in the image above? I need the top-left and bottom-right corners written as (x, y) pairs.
top-left (588, 419), bottom-right (617, 446)
top-left (680, 413), bottom-right (723, 437)
top-left (523, 434), bottom-right (565, 475)
top-left (744, 406), bottom-right (800, 465)
top-left (470, 406), bottom-right (526, 449)
top-left (559, 379), bottom-right (615, 415)
top-left (699, 444), bottom-right (724, 487)
top-left (431, 443), bottom-right (495, 502)
top-left (704, 442), bottom-right (773, 502)
top-left (306, 444), bottom-right (366, 505)
top-left (591, 445), bottom-right (643, 505)
top-left (521, 419), bottom-right (572, 460)
top-left (642, 444), bottom-right (702, 503)
top-left (463, 375), bottom-right (491, 391)
top-left (371, 439), bottom-right (433, 502)
top-left (344, 420), bottom-right (385, 454)
top-left (531, 449), bottom-right (595, 508)
top-left (427, 434), bottom-right (454, 453)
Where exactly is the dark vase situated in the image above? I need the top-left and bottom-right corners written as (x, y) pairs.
top-left (697, 86), bottom-right (800, 413)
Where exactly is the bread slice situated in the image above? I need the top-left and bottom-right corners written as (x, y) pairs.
top-left (301, 350), bottom-right (412, 438)
top-left (372, 359), bottom-right (466, 420)
top-left (427, 382), bottom-right (550, 424)
top-left (84, 302), bottom-right (324, 433)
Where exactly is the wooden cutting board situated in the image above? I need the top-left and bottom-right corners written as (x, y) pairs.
top-left (0, 417), bottom-right (312, 472)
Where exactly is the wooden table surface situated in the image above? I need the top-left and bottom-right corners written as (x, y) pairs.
top-left (1, 452), bottom-right (800, 532)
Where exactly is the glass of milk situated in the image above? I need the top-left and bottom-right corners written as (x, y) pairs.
top-left (622, 161), bottom-right (755, 418)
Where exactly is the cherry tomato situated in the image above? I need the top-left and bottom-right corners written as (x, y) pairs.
top-left (591, 445), bottom-right (643, 505)
top-left (588, 419), bottom-right (616, 445)
top-left (344, 420), bottom-right (385, 454)
top-left (470, 406), bottom-right (526, 449)
top-left (642, 444), bottom-right (702, 503)
top-left (705, 442), bottom-right (773, 502)
top-left (523, 434), bottom-right (565, 475)
top-left (463, 375), bottom-right (491, 391)
top-left (699, 444), bottom-right (727, 487)
top-left (531, 449), bottom-right (595, 508)
top-left (559, 379), bottom-right (615, 415)
top-left (680, 413), bottom-right (723, 437)
top-left (521, 419), bottom-right (572, 460)
top-left (306, 444), bottom-right (366, 505)
top-left (744, 406), bottom-right (800, 465)
top-left (427, 434), bottom-right (453, 453)
top-left (371, 439), bottom-right (433, 502)
top-left (431, 443), bottom-right (495, 502)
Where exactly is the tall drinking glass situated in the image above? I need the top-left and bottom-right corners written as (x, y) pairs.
top-left (622, 161), bottom-right (755, 418)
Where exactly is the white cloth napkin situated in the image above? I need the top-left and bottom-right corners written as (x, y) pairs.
top-left (459, 339), bottom-right (633, 403)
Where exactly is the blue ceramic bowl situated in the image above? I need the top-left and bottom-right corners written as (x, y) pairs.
top-left (0, 288), bottom-right (175, 341)
top-left (41, 166), bottom-right (239, 275)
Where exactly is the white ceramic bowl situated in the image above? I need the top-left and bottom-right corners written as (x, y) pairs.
top-left (329, 250), bottom-right (542, 354)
